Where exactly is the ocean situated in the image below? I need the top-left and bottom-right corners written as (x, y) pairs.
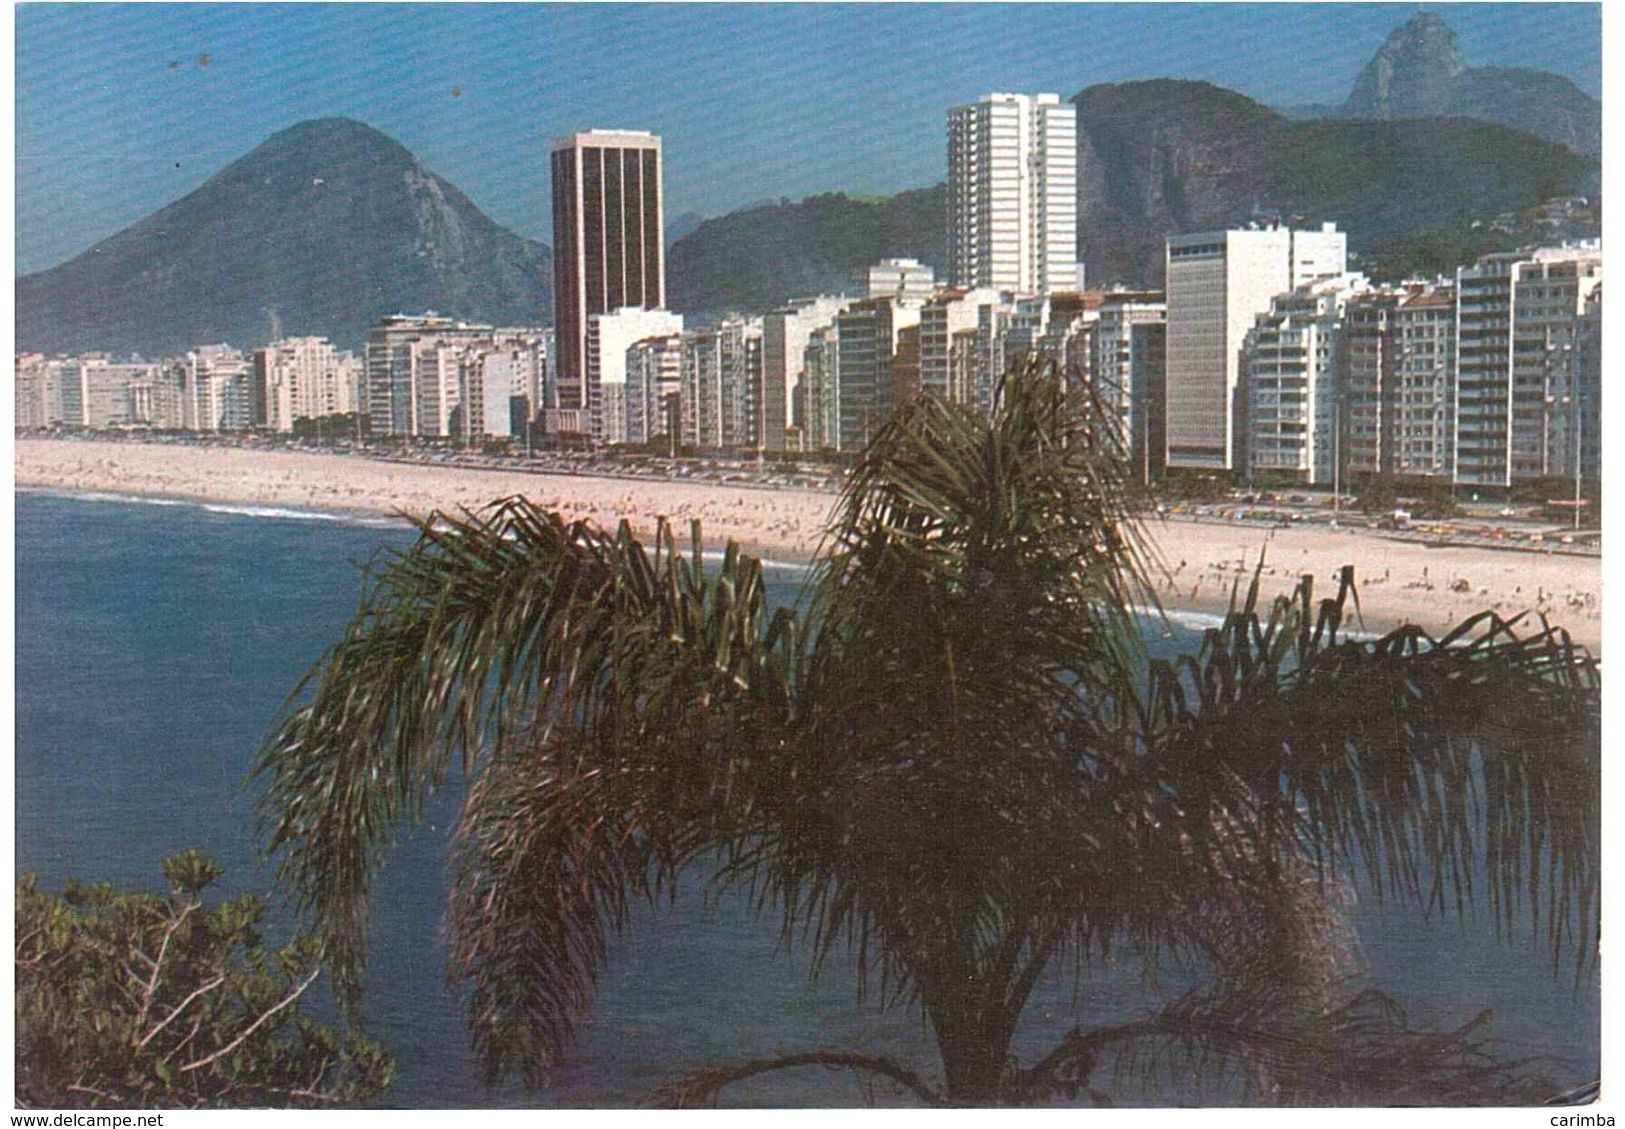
top-left (14, 489), bottom-right (1598, 1107)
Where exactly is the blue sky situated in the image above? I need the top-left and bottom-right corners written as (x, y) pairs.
top-left (15, 3), bottom-right (1602, 275)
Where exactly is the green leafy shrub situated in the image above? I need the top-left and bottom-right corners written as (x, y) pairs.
top-left (15, 851), bottom-right (394, 1109)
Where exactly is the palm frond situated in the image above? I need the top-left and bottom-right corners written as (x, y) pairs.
top-left (256, 499), bottom-right (797, 1012)
top-left (253, 354), bottom-right (1601, 1105)
top-left (1016, 986), bottom-right (1559, 1106)
top-left (1130, 568), bottom-right (1600, 969)
top-left (645, 1050), bottom-right (945, 1108)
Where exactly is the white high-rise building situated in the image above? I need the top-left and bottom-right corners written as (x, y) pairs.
top-left (178, 345), bottom-right (250, 433)
top-left (762, 295), bottom-right (848, 452)
top-left (254, 337), bottom-right (356, 432)
top-left (947, 92), bottom-right (1078, 295)
top-left (919, 288), bottom-right (1006, 405)
top-left (1092, 291), bottom-right (1167, 483)
top-left (1454, 242), bottom-right (1601, 488)
top-left (414, 345), bottom-right (465, 439)
top-left (625, 334), bottom-right (684, 446)
top-left (1164, 223), bottom-right (1346, 471)
top-left (1243, 275), bottom-right (1367, 485)
top-left (586, 307), bottom-right (685, 443)
top-left (365, 314), bottom-right (494, 437)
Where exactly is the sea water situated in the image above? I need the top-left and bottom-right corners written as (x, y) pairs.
top-left (14, 490), bottom-right (1598, 1107)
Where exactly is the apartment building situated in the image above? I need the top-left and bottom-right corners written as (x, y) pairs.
top-left (1164, 224), bottom-right (1346, 472)
top-left (1092, 291), bottom-right (1167, 482)
top-left (762, 296), bottom-right (847, 452)
top-left (946, 92), bottom-right (1078, 294)
top-left (1244, 277), bottom-right (1364, 484)
top-left (587, 306), bottom-right (685, 443)
top-left (1454, 243), bottom-right (1601, 487)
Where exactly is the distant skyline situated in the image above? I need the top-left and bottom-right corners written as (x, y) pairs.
top-left (15, 3), bottom-right (1602, 276)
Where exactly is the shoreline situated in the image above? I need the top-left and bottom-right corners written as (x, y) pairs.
top-left (15, 438), bottom-right (1602, 652)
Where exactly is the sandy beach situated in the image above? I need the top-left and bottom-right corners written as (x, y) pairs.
top-left (15, 438), bottom-right (1603, 652)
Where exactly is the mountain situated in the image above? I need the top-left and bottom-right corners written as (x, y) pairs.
top-left (1339, 11), bottom-right (1599, 156)
top-left (664, 210), bottom-right (707, 247)
top-left (1343, 9), bottom-right (1466, 120)
top-left (666, 188), bottom-right (946, 316)
top-left (1451, 68), bottom-right (1601, 159)
top-left (1073, 79), bottom-right (1599, 287)
top-left (1275, 104), bottom-right (1341, 121)
top-left (15, 118), bottom-right (552, 357)
top-left (667, 74), bottom-right (1595, 311)
top-left (1074, 80), bottom-right (1283, 286)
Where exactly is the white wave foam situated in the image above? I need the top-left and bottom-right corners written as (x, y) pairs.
top-left (200, 503), bottom-right (347, 522)
top-left (696, 549), bottom-right (811, 573)
top-left (36, 489), bottom-right (187, 508)
top-left (1144, 606), bottom-right (1230, 633)
top-left (24, 487), bottom-right (413, 530)
top-left (198, 503), bottom-right (414, 529)
top-left (1132, 603), bottom-right (1385, 642)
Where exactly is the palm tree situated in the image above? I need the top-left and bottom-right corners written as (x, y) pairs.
top-left (257, 359), bottom-right (1599, 1106)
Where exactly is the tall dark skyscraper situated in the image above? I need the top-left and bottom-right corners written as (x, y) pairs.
top-left (550, 129), bottom-right (665, 418)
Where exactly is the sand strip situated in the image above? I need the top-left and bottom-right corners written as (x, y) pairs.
top-left (15, 438), bottom-right (1601, 653)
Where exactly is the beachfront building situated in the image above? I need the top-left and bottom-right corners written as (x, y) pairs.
top-left (1388, 286), bottom-right (1458, 480)
top-left (532, 328), bottom-right (557, 414)
top-left (15, 355), bottom-right (58, 428)
top-left (451, 332), bottom-right (544, 443)
top-left (801, 324), bottom-right (840, 452)
top-left (482, 329), bottom-right (551, 439)
top-left (365, 314), bottom-right (494, 438)
top-left (730, 319), bottom-right (766, 452)
top-left (917, 289), bottom-right (1089, 419)
top-left (947, 92), bottom-right (1078, 294)
top-left (680, 317), bottom-right (762, 451)
top-left (625, 334), bottom-right (683, 446)
top-left (918, 288), bottom-right (1007, 407)
top-left (1092, 291), bottom-right (1167, 483)
top-left (1164, 223), bottom-right (1347, 473)
top-left (1032, 291), bottom-right (1100, 391)
top-left (761, 296), bottom-right (848, 452)
top-left (456, 350), bottom-right (516, 441)
top-left (414, 345), bottom-right (467, 439)
top-left (835, 297), bottom-right (921, 451)
top-left (138, 367), bottom-right (186, 430)
top-left (1000, 294), bottom-right (1055, 366)
top-left (53, 357), bottom-right (166, 430)
top-left (1338, 290), bottom-right (1404, 479)
top-left (1333, 280), bottom-right (1455, 481)
top-left (586, 307), bottom-right (685, 443)
top-left (253, 337), bottom-right (358, 433)
top-left (177, 345), bottom-right (251, 433)
top-left (1243, 275), bottom-right (1366, 485)
top-left (892, 323), bottom-right (922, 408)
top-left (866, 258), bottom-right (937, 303)
top-left (550, 129), bottom-right (665, 437)
top-left (1453, 242), bottom-right (1602, 488)
top-left (14, 352), bottom-right (185, 432)
top-left (1575, 283), bottom-right (1602, 485)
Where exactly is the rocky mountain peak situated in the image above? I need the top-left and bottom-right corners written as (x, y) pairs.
top-left (1343, 9), bottom-right (1468, 119)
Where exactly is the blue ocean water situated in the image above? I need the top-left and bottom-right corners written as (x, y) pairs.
top-left (14, 490), bottom-right (1598, 1107)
